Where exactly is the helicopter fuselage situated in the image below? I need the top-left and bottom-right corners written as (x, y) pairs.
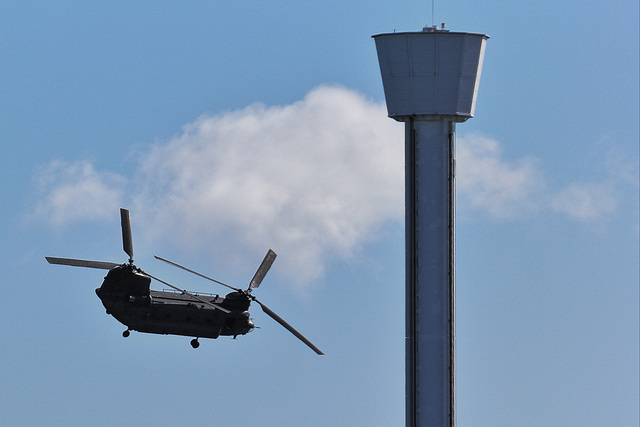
top-left (96, 265), bottom-right (254, 340)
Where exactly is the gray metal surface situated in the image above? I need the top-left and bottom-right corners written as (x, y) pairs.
top-left (405, 119), bottom-right (455, 426)
top-left (373, 32), bottom-right (488, 122)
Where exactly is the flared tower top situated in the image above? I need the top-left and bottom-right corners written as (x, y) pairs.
top-left (373, 30), bottom-right (489, 122)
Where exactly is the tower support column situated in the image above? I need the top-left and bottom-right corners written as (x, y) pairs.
top-left (405, 119), bottom-right (455, 426)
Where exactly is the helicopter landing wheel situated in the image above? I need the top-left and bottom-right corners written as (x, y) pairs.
top-left (190, 338), bottom-right (200, 349)
top-left (123, 329), bottom-right (130, 338)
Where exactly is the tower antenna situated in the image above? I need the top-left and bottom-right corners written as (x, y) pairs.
top-left (432, 0), bottom-right (435, 26)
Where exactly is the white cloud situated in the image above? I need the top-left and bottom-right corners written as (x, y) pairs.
top-left (133, 85), bottom-right (404, 282)
top-left (32, 160), bottom-right (126, 225)
top-left (455, 134), bottom-right (629, 224)
top-left (550, 182), bottom-right (617, 221)
top-left (457, 134), bottom-right (542, 218)
top-left (32, 86), bottom-right (629, 284)
top-left (548, 147), bottom-right (638, 222)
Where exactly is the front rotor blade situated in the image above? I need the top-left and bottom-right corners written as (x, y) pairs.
top-left (154, 256), bottom-right (242, 292)
top-left (45, 257), bottom-right (119, 270)
top-left (141, 270), bottom-right (231, 314)
top-left (255, 299), bottom-right (324, 355)
top-left (120, 208), bottom-right (134, 262)
top-left (249, 249), bottom-right (277, 290)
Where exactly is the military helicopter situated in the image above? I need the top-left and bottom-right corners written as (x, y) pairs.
top-left (46, 208), bottom-right (323, 355)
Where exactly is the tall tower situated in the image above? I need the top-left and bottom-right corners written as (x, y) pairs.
top-left (373, 27), bottom-right (488, 426)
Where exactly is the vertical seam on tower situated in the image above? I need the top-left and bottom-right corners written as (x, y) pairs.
top-left (448, 125), bottom-right (456, 427)
top-left (406, 118), bottom-right (418, 427)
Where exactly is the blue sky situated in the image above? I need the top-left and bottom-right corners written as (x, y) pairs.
top-left (1, 2), bottom-right (638, 426)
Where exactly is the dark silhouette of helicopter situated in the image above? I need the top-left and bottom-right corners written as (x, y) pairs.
top-left (46, 208), bottom-right (323, 355)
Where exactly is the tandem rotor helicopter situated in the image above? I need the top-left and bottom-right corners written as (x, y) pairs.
top-left (46, 208), bottom-right (323, 355)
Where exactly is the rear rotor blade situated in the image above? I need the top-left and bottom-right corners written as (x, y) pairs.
top-left (120, 208), bottom-right (134, 263)
top-left (154, 256), bottom-right (242, 293)
top-left (255, 299), bottom-right (324, 355)
top-left (141, 270), bottom-right (230, 314)
top-left (249, 249), bottom-right (277, 290)
top-left (45, 257), bottom-right (119, 270)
